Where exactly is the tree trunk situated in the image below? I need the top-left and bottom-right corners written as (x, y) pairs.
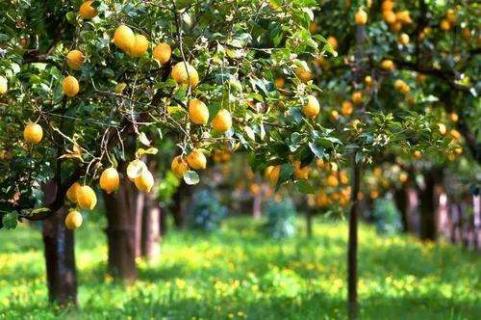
top-left (104, 179), bottom-right (137, 283)
top-left (348, 156), bottom-right (361, 320)
top-left (393, 186), bottom-right (409, 233)
top-left (141, 193), bottom-right (161, 261)
top-left (42, 207), bottom-right (77, 306)
top-left (252, 192), bottom-right (262, 219)
top-left (170, 182), bottom-right (186, 229)
top-left (134, 191), bottom-right (145, 258)
top-left (418, 169), bottom-right (440, 241)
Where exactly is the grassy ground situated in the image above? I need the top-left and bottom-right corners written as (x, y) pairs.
top-left (1, 217), bottom-right (481, 319)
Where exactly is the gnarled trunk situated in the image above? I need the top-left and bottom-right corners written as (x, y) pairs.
top-left (42, 207), bottom-right (77, 306)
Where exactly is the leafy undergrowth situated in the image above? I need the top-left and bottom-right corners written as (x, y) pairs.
top-left (1, 217), bottom-right (481, 319)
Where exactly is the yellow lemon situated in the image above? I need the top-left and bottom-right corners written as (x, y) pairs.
top-left (327, 36), bottom-right (338, 50)
top-left (355, 9), bottom-right (368, 25)
top-left (302, 95), bottom-right (320, 118)
top-left (99, 167), bottom-right (120, 194)
top-left (398, 33), bottom-right (410, 45)
top-left (153, 43), bottom-right (172, 64)
top-left (396, 11), bottom-right (412, 24)
top-left (171, 156), bottom-right (189, 178)
top-left (128, 34), bottom-right (149, 57)
top-left (212, 109), bottom-right (232, 133)
top-left (186, 149), bottom-right (207, 170)
top-left (77, 185), bottom-right (97, 210)
top-left (383, 11), bottom-right (397, 25)
top-left (65, 210), bottom-right (83, 230)
top-left (66, 182), bottom-right (81, 203)
top-left (63, 76), bottom-right (79, 97)
top-left (171, 62), bottom-right (200, 87)
top-left (79, 0), bottom-right (97, 19)
top-left (0, 76), bottom-right (8, 95)
top-left (342, 101), bottom-right (353, 116)
top-left (134, 169), bottom-right (154, 193)
top-left (66, 50), bottom-right (85, 70)
top-left (294, 64), bottom-right (312, 83)
top-left (24, 122), bottom-right (43, 144)
top-left (265, 165), bottom-right (281, 185)
top-left (275, 77), bottom-right (285, 89)
top-left (188, 99), bottom-right (209, 125)
top-left (126, 159), bottom-right (147, 181)
top-left (380, 59), bottom-right (395, 71)
top-left (326, 174), bottom-right (339, 187)
top-left (352, 91), bottom-right (363, 105)
top-left (113, 25), bottom-right (135, 52)
top-left (294, 161), bottom-right (310, 180)
top-left (381, 1), bottom-right (394, 12)
top-left (440, 19), bottom-right (451, 31)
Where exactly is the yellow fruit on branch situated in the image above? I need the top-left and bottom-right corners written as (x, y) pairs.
top-left (24, 122), bottom-right (43, 144)
top-left (113, 25), bottom-right (135, 52)
top-left (66, 182), bottom-right (81, 203)
top-left (171, 156), bottom-right (189, 178)
top-left (265, 165), bottom-right (281, 185)
top-left (126, 159), bottom-right (147, 181)
top-left (440, 19), bottom-right (451, 31)
top-left (171, 62), bottom-right (200, 87)
top-left (450, 129), bottom-right (461, 140)
top-left (79, 0), bottom-right (97, 19)
top-left (342, 101), bottom-right (354, 116)
top-left (355, 9), bottom-right (368, 26)
top-left (413, 150), bottom-right (422, 159)
top-left (326, 174), bottom-right (339, 187)
top-left (394, 79), bottom-right (410, 94)
top-left (398, 33), bottom-right (410, 45)
top-left (63, 75), bottom-right (79, 97)
top-left (294, 64), bottom-right (312, 83)
top-left (0, 76), bottom-right (8, 95)
top-left (134, 169), bottom-right (154, 193)
top-left (302, 95), bottom-right (320, 118)
top-left (381, 0), bottom-right (394, 12)
top-left (186, 149), bottom-right (207, 170)
top-left (382, 11), bottom-right (396, 24)
top-left (99, 167), bottom-right (120, 194)
top-left (212, 109), bottom-right (232, 133)
top-left (330, 110), bottom-right (340, 121)
top-left (153, 43), bottom-right (172, 64)
top-left (327, 36), bottom-right (338, 50)
top-left (188, 99), bottom-right (209, 125)
top-left (446, 9), bottom-right (457, 24)
top-left (364, 75), bottom-right (373, 87)
top-left (128, 34), bottom-right (149, 57)
top-left (380, 59), bottom-right (395, 71)
top-left (77, 185), bottom-right (97, 210)
top-left (294, 161), bottom-right (310, 180)
top-left (437, 123), bottom-right (447, 135)
top-left (396, 11), bottom-right (412, 24)
top-left (66, 50), bottom-right (85, 70)
top-left (450, 112), bottom-right (459, 122)
top-left (274, 77), bottom-right (285, 89)
top-left (352, 91), bottom-right (363, 105)
top-left (315, 191), bottom-right (330, 208)
top-left (65, 210), bottom-right (83, 230)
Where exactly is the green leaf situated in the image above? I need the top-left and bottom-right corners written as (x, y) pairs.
top-left (2, 212), bottom-right (18, 229)
top-left (183, 170), bottom-right (200, 185)
top-left (295, 180), bottom-right (316, 194)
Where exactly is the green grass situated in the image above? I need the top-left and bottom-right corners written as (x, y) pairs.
top-left (1, 216), bottom-right (481, 319)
